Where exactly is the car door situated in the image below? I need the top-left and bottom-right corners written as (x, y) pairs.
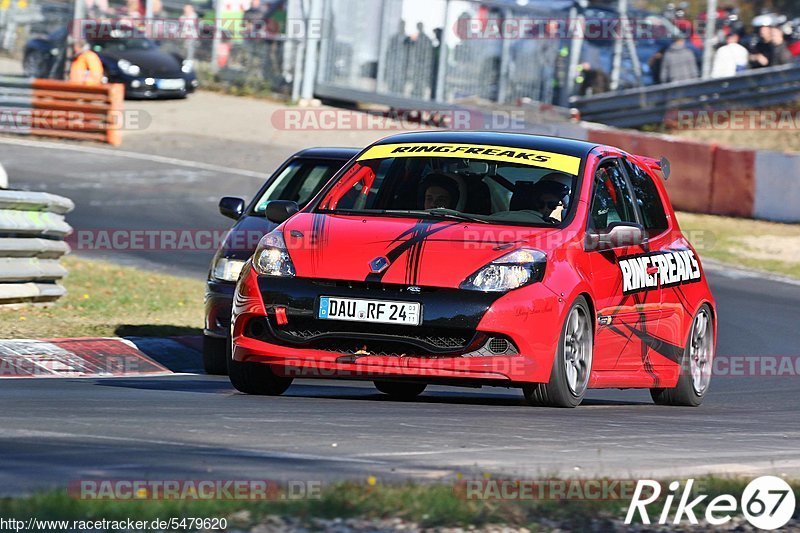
top-left (585, 158), bottom-right (661, 373)
top-left (624, 158), bottom-right (689, 370)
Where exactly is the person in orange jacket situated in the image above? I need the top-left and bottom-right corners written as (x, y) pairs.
top-left (69, 40), bottom-right (104, 85)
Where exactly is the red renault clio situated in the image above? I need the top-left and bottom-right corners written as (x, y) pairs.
top-left (228, 131), bottom-right (716, 407)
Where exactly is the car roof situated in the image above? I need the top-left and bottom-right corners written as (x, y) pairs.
top-left (372, 131), bottom-right (597, 159)
top-left (293, 147), bottom-right (360, 160)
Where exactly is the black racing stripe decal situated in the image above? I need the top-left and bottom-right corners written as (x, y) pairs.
top-left (310, 213), bottom-right (328, 275)
top-left (623, 324), bottom-right (684, 365)
top-left (365, 220), bottom-right (459, 283)
top-left (601, 286), bottom-right (664, 381)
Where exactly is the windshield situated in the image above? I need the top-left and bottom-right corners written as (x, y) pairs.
top-left (89, 36), bottom-right (155, 52)
top-left (316, 143), bottom-right (582, 226)
top-left (253, 158), bottom-right (344, 215)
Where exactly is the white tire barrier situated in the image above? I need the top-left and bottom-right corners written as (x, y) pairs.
top-left (0, 190), bottom-right (73, 304)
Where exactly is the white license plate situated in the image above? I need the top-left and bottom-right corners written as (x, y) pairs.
top-left (157, 78), bottom-right (185, 90)
top-left (318, 297), bottom-right (421, 326)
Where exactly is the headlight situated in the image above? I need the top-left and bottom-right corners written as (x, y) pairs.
top-left (181, 59), bottom-right (194, 73)
top-left (460, 248), bottom-right (546, 292)
top-left (212, 257), bottom-right (246, 282)
top-left (117, 59), bottom-right (141, 76)
top-left (252, 230), bottom-right (296, 277)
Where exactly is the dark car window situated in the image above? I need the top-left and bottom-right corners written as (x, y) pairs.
top-left (589, 159), bottom-right (637, 231)
top-left (253, 159), bottom-right (343, 214)
top-left (625, 160), bottom-right (669, 237)
top-left (89, 37), bottom-right (156, 52)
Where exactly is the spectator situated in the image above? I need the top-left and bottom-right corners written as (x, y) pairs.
top-left (243, 0), bottom-right (265, 38)
top-left (770, 26), bottom-right (794, 66)
top-left (125, 0), bottom-right (143, 18)
top-left (660, 36), bottom-right (699, 83)
top-left (84, 0), bottom-right (110, 19)
top-left (711, 30), bottom-right (748, 78)
top-left (430, 27), bottom-right (443, 98)
top-left (69, 39), bottom-right (104, 85)
top-left (265, 0), bottom-right (287, 35)
top-left (179, 4), bottom-right (198, 60)
top-left (385, 20), bottom-right (409, 94)
top-left (749, 22), bottom-right (774, 68)
top-left (409, 22), bottom-right (434, 99)
top-left (180, 4), bottom-right (197, 26)
top-left (579, 62), bottom-right (610, 96)
top-left (648, 44), bottom-right (668, 85)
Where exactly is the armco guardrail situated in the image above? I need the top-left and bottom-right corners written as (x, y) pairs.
top-left (0, 190), bottom-right (73, 304)
top-left (571, 64), bottom-right (800, 128)
top-left (0, 77), bottom-right (124, 145)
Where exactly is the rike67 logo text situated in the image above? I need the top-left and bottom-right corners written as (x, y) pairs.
top-left (625, 477), bottom-right (795, 530)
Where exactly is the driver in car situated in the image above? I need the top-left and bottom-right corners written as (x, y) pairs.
top-left (420, 173), bottom-right (461, 210)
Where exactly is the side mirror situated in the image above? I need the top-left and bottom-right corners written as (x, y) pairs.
top-left (586, 222), bottom-right (646, 251)
top-left (266, 200), bottom-right (299, 224)
top-left (219, 197), bottom-right (245, 220)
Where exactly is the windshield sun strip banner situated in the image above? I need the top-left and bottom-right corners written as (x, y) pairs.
top-left (357, 143), bottom-right (582, 175)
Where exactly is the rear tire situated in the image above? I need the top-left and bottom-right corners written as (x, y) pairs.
top-left (228, 339), bottom-right (293, 396)
top-left (524, 296), bottom-right (593, 408)
top-left (202, 335), bottom-right (228, 375)
top-left (651, 304), bottom-right (714, 407)
top-left (374, 380), bottom-right (426, 400)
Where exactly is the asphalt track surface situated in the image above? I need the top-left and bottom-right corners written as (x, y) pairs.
top-left (1, 138), bottom-right (799, 494)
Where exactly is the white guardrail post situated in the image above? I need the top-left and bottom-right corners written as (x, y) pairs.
top-left (0, 188), bottom-right (74, 305)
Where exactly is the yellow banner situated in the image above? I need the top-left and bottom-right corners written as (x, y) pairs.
top-left (358, 143), bottom-right (581, 175)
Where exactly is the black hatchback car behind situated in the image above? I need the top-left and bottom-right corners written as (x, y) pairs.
top-left (203, 147), bottom-right (358, 374)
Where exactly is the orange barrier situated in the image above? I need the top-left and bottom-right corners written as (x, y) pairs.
top-left (710, 146), bottom-right (755, 218)
top-left (587, 128), bottom-right (716, 214)
top-left (2, 79), bottom-right (125, 146)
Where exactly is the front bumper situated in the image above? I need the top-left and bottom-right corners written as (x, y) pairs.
top-left (231, 265), bottom-right (568, 384)
top-left (115, 76), bottom-right (198, 99)
top-left (204, 279), bottom-right (235, 338)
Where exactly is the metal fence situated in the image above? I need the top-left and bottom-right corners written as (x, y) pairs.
top-left (571, 63), bottom-right (800, 128)
top-left (315, 0), bottom-right (570, 107)
top-left (0, 190), bottom-right (73, 305)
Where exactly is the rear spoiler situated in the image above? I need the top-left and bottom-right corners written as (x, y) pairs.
top-left (638, 156), bottom-right (672, 181)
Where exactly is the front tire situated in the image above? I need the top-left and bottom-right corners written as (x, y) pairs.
top-left (23, 51), bottom-right (50, 78)
top-left (524, 296), bottom-right (593, 408)
top-left (651, 304), bottom-right (714, 407)
top-left (374, 380), bottom-right (426, 400)
top-left (228, 340), bottom-right (293, 396)
top-left (202, 335), bottom-right (228, 375)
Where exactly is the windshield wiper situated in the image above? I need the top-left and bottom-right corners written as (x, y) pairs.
top-left (394, 209), bottom-right (490, 224)
top-left (318, 208), bottom-right (490, 224)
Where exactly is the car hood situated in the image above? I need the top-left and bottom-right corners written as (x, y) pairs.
top-left (100, 49), bottom-right (182, 75)
top-left (283, 213), bottom-right (559, 288)
top-left (223, 215), bottom-right (277, 261)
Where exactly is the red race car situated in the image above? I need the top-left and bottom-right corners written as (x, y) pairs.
top-left (229, 131), bottom-right (716, 408)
